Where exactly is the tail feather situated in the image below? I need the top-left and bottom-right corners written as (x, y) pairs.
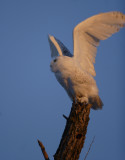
top-left (89, 96), bottom-right (103, 110)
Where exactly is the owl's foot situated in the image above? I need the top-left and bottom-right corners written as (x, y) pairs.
top-left (82, 101), bottom-right (88, 106)
top-left (76, 97), bottom-right (88, 106)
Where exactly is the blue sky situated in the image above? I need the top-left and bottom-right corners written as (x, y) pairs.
top-left (0, 0), bottom-right (125, 160)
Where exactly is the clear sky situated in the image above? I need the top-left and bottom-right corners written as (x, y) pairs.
top-left (0, 0), bottom-right (125, 160)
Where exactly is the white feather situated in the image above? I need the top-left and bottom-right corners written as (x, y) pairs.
top-left (73, 12), bottom-right (125, 76)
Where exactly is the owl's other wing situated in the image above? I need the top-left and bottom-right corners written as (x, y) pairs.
top-left (73, 11), bottom-right (125, 76)
top-left (48, 35), bottom-right (72, 58)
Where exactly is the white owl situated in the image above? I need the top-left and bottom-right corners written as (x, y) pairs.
top-left (48, 11), bottom-right (125, 110)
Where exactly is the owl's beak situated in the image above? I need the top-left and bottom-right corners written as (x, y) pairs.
top-left (50, 63), bottom-right (53, 72)
top-left (50, 64), bottom-right (52, 68)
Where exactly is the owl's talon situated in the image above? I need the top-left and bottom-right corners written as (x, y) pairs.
top-left (83, 101), bottom-right (88, 106)
top-left (77, 101), bottom-right (88, 107)
top-left (76, 97), bottom-right (88, 106)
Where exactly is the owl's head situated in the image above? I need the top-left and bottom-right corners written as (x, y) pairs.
top-left (50, 57), bottom-right (59, 73)
top-left (50, 56), bottom-right (64, 73)
top-left (50, 56), bottom-right (73, 73)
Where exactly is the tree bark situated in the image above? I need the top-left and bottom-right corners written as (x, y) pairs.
top-left (38, 102), bottom-right (92, 160)
top-left (54, 102), bottom-right (92, 160)
top-left (38, 140), bottom-right (50, 160)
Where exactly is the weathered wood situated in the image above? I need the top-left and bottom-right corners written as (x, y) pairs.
top-left (54, 102), bottom-right (92, 160)
top-left (38, 140), bottom-right (50, 160)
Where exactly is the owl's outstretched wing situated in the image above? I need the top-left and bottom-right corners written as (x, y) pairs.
top-left (73, 11), bottom-right (125, 76)
top-left (48, 35), bottom-right (72, 58)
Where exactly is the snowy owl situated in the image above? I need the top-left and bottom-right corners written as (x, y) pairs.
top-left (48, 11), bottom-right (125, 110)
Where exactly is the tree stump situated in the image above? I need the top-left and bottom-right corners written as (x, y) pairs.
top-left (54, 102), bottom-right (92, 160)
top-left (38, 102), bottom-right (92, 160)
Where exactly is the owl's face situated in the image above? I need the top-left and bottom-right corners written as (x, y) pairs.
top-left (50, 56), bottom-right (72, 73)
top-left (50, 57), bottom-right (60, 73)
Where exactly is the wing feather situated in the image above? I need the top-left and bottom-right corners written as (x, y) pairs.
top-left (48, 35), bottom-right (72, 58)
top-left (73, 11), bottom-right (125, 76)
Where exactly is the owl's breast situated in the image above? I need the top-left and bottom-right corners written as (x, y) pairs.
top-left (55, 71), bottom-right (68, 89)
top-left (55, 71), bottom-right (75, 99)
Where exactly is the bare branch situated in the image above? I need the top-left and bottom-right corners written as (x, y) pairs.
top-left (37, 140), bottom-right (50, 160)
top-left (63, 114), bottom-right (68, 120)
top-left (84, 136), bottom-right (95, 160)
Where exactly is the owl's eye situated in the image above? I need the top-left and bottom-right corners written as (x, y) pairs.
top-left (53, 59), bottom-right (57, 63)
